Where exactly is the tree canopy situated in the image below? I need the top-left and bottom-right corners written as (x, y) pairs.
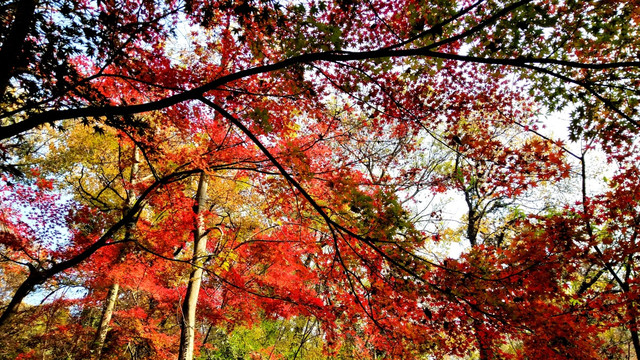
top-left (1, 0), bottom-right (640, 359)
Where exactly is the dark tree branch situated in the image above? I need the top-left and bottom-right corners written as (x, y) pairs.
top-left (3, 41), bottom-right (639, 140)
top-left (383, 0), bottom-right (486, 50)
top-left (0, 168), bottom-right (201, 327)
top-left (200, 97), bottom-right (505, 321)
top-left (0, 0), bottom-right (37, 100)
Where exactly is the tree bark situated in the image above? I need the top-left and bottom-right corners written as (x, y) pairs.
top-left (625, 301), bottom-right (640, 360)
top-left (92, 147), bottom-right (139, 358)
top-left (178, 172), bottom-right (209, 360)
top-left (92, 282), bottom-right (119, 357)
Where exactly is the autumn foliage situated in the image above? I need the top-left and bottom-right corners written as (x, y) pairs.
top-left (1, 0), bottom-right (640, 359)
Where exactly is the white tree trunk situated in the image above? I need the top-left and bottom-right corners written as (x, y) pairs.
top-left (178, 172), bottom-right (209, 360)
top-left (93, 282), bottom-right (119, 357)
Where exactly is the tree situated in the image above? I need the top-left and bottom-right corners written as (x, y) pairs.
top-left (178, 172), bottom-right (208, 360)
top-left (2, 0), bottom-right (640, 359)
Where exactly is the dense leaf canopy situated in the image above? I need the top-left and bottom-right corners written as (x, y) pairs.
top-left (1, 0), bottom-right (640, 359)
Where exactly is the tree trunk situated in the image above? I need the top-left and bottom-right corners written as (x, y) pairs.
top-left (178, 172), bottom-right (209, 360)
top-left (631, 328), bottom-right (640, 360)
top-left (92, 147), bottom-right (140, 358)
top-left (92, 283), bottom-right (119, 357)
top-left (625, 301), bottom-right (640, 360)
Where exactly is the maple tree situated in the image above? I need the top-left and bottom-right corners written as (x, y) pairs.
top-left (2, 0), bottom-right (640, 359)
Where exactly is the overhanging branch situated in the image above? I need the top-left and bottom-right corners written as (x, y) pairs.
top-left (3, 42), bottom-right (638, 140)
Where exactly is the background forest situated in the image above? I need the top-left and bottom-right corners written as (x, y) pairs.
top-left (1, 0), bottom-right (640, 359)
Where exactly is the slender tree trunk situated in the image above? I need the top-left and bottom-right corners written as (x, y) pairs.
top-left (93, 147), bottom-right (140, 358)
top-left (178, 172), bottom-right (209, 360)
top-left (92, 282), bottom-right (119, 357)
top-left (631, 329), bottom-right (640, 360)
top-left (625, 301), bottom-right (640, 360)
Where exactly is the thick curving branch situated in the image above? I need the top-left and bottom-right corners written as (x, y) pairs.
top-left (3, 10), bottom-right (639, 140)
